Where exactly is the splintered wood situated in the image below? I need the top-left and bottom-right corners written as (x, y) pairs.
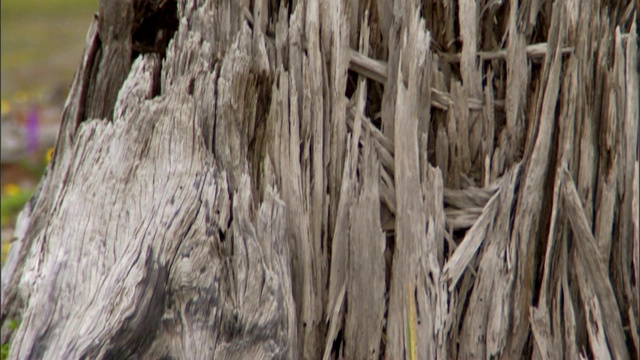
top-left (1, 0), bottom-right (638, 359)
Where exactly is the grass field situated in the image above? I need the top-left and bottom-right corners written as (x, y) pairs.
top-left (1, 0), bottom-right (97, 101)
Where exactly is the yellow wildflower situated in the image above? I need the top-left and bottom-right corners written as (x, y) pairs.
top-left (1, 99), bottom-right (11, 115)
top-left (2, 242), bottom-right (11, 265)
top-left (45, 147), bottom-right (55, 163)
top-left (3, 183), bottom-right (21, 196)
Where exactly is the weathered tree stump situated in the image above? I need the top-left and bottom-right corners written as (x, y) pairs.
top-left (1, 0), bottom-right (638, 359)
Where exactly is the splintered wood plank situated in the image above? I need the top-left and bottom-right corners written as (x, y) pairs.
top-left (436, 122), bottom-right (450, 186)
top-left (620, 18), bottom-right (639, 289)
top-left (323, 140), bottom-right (355, 359)
top-left (440, 43), bottom-right (575, 63)
top-left (458, 0), bottom-right (480, 95)
top-left (57, 18), bottom-right (100, 152)
top-left (323, 0), bottom-right (351, 350)
top-left (375, 0), bottom-right (392, 42)
top-left (482, 69), bottom-right (495, 185)
top-left (327, 13), bottom-right (371, 359)
top-left (561, 251), bottom-right (581, 359)
top-left (327, 0), bottom-right (350, 247)
top-left (451, 81), bottom-right (472, 179)
top-left (456, 164), bottom-right (520, 359)
top-left (623, 21), bottom-right (639, 344)
top-left (417, 31), bottom-right (449, 360)
top-left (378, 0), bottom-right (404, 142)
top-left (530, 32), bottom-right (579, 358)
top-left (458, 0), bottom-right (483, 173)
top-left (349, 49), bottom-right (387, 83)
top-left (633, 162), bottom-right (640, 354)
top-left (609, 20), bottom-right (639, 340)
top-left (442, 182), bottom-right (499, 290)
top-left (349, 50), bottom-right (500, 112)
top-left (419, 165), bottom-right (451, 359)
top-left (445, 87), bottom-right (460, 189)
top-left (561, 169), bottom-right (629, 360)
top-left (345, 133), bottom-right (385, 360)
top-left (302, 2), bottom-right (328, 358)
top-left (346, 108), bottom-right (395, 174)
top-left (572, 2), bottom-right (604, 235)
top-left (284, 7), bottom-right (324, 359)
top-left (386, 10), bottom-right (431, 360)
top-left (595, 27), bottom-right (625, 261)
top-left (507, 1), bottom-right (566, 356)
top-left (84, 0), bottom-right (134, 120)
top-left (505, 0), bottom-right (528, 167)
top-left (263, 9), bottom-right (309, 360)
top-left (421, 160), bottom-right (445, 266)
top-left (215, 24), bottom-right (270, 185)
top-left (531, 272), bottom-right (566, 360)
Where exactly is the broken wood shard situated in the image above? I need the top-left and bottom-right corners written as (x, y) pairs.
top-left (349, 49), bottom-right (504, 111)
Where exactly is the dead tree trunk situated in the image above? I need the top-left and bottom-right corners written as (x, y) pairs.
top-left (1, 0), bottom-right (638, 359)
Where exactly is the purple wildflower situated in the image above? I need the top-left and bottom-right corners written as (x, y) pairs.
top-left (25, 106), bottom-right (40, 153)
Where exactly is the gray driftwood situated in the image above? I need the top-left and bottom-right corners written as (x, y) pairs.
top-left (1, 0), bottom-right (638, 359)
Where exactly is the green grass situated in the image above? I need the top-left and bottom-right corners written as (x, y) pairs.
top-left (1, 158), bottom-right (48, 265)
top-left (1, 189), bottom-right (32, 227)
top-left (1, 0), bottom-right (98, 100)
top-left (0, 320), bottom-right (20, 360)
top-left (1, 186), bottom-right (32, 265)
top-left (1, 0), bottom-right (97, 18)
top-left (1, 184), bottom-right (33, 265)
top-left (1, 343), bottom-right (9, 360)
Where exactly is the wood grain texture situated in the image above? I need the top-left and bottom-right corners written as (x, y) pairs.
top-left (1, 1), bottom-right (638, 359)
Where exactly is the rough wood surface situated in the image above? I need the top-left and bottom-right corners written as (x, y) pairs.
top-left (1, 0), bottom-right (638, 359)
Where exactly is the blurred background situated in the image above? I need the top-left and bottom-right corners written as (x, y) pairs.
top-left (1, 0), bottom-right (97, 264)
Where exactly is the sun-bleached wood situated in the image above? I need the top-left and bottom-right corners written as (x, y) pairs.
top-left (1, 0), bottom-right (637, 359)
